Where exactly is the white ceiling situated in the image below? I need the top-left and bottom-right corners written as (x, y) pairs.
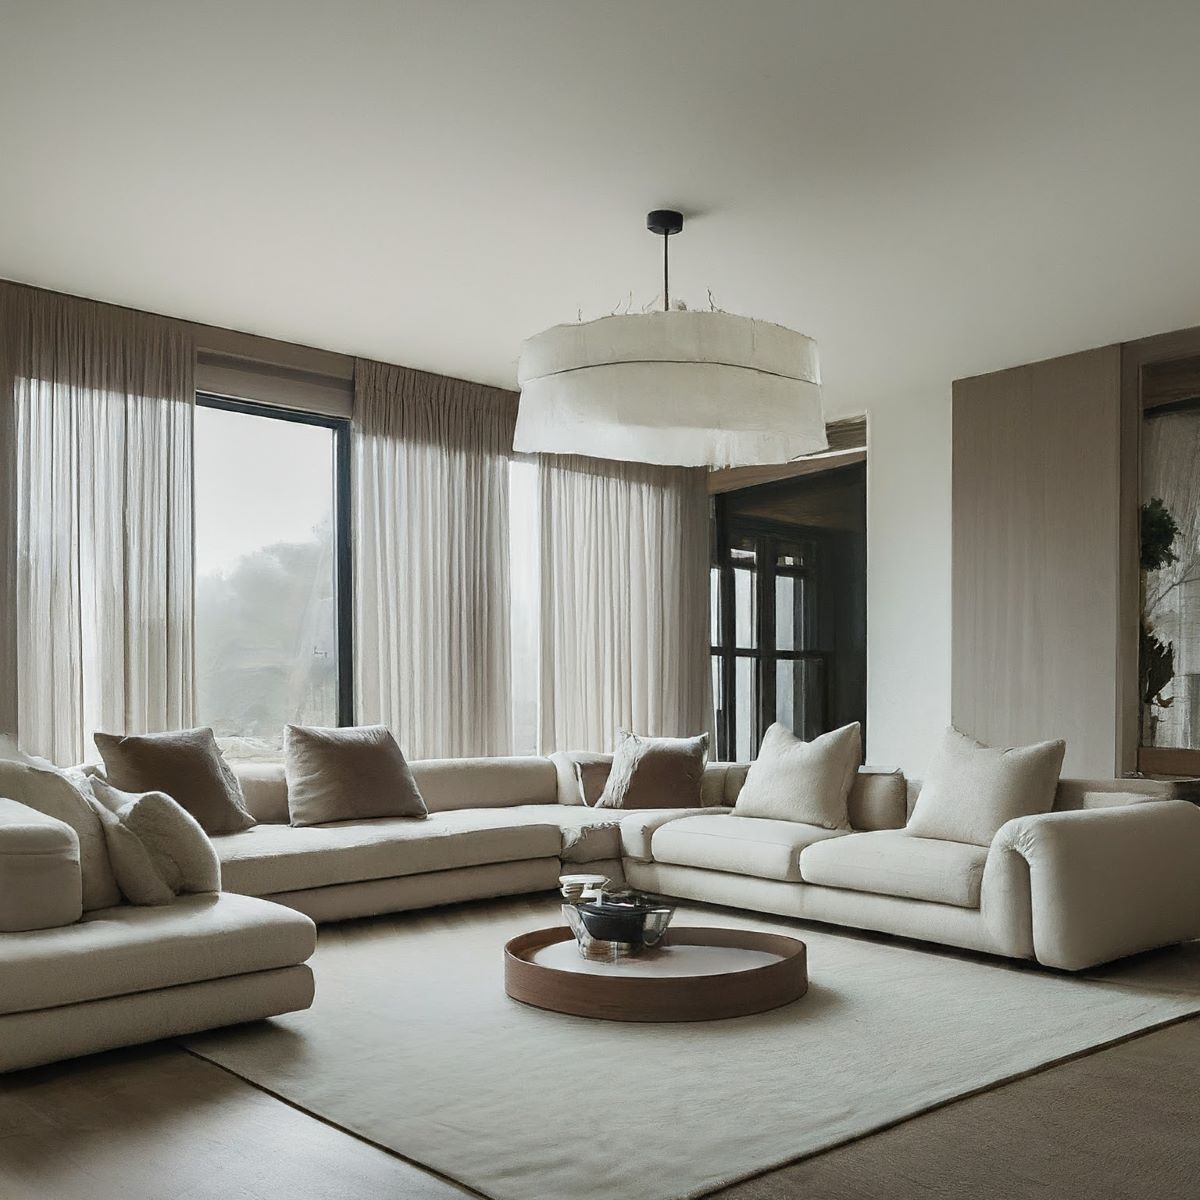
top-left (3, 1), bottom-right (1200, 416)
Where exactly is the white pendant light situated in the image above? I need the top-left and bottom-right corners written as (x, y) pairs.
top-left (514, 210), bottom-right (827, 468)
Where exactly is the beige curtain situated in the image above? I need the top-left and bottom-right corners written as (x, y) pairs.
top-left (536, 454), bottom-right (711, 752)
top-left (0, 283), bottom-right (195, 763)
top-left (353, 359), bottom-right (515, 758)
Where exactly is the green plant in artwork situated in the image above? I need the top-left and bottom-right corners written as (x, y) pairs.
top-left (1141, 497), bottom-right (1181, 572)
top-left (1139, 498), bottom-right (1181, 741)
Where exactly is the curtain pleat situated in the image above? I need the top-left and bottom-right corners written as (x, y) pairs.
top-left (1, 283), bottom-right (195, 763)
top-left (536, 454), bottom-right (711, 752)
top-left (353, 359), bottom-right (515, 758)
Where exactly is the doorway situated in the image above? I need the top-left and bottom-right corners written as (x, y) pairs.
top-left (710, 460), bottom-right (866, 760)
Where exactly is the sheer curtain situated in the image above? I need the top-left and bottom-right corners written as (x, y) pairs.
top-left (0, 283), bottom-right (195, 763)
top-left (354, 359), bottom-right (516, 758)
top-left (536, 454), bottom-right (711, 752)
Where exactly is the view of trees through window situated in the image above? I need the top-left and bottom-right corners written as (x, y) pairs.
top-left (194, 399), bottom-right (342, 759)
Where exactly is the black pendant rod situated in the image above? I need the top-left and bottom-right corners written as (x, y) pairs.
top-left (646, 209), bottom-right (684, 313)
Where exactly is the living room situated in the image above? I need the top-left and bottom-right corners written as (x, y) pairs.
top-left (2, 3), bottom-right (1199, 1198)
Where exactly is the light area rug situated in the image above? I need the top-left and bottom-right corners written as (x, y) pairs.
top-left (184, 897), bottom-right (1200, 1200)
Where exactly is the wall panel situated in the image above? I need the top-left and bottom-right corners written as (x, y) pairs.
top-left (951, 346), bottom-right (1122, 777)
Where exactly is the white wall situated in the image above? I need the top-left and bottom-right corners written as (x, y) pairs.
top-left (865, 389), bottom-right (952, 778)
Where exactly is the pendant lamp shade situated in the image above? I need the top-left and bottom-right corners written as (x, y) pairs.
top-left (514, 309), bottom-right (827, 468)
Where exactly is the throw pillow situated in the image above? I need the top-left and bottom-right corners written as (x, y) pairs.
top-left (907, 728), bottom-right (1067, 846)
top-left (88, 778), bottom-right (221, 906)
top-left (733, 722), bottom-right (861, 829)
top-left (93, 728), bottom-right (255, 835)
top-left (284, 724), bottom-right (427, 827)
top-left (575, 758), bottom-right (613, 807)
top-left (594, 731), bottom-right (709, 810)
top-left (0, 759), bottom-right (121, 910)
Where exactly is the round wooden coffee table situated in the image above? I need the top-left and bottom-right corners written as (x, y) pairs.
top-left (504, 925), bottom-right (807, 1022)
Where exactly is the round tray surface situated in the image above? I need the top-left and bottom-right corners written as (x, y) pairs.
top-left (504, 925), bottom-right (807, 1022)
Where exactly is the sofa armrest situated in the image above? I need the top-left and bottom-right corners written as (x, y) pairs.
top-left (0, 798), bottom-right (84, 931)
top-left (992, 800), bottom-right (1200, 970)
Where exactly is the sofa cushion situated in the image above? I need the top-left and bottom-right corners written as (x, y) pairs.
top-left (0, 798), bottom-right (83, 931)
top-left (907, 729), bottom-right (1065, 847)
top-left (619, 807), bottom-right (731, 862)
top-left (284, 724), bottom-right (427, 826)
top-left (0, 760), bottom-right (121, 911)
top-left (89, 779), bottom-right (221, 905)
top-left (94, 728), bottom-right (256, 835)
top-left (500, 805), bottom-right (622, 862)
top-left (214, 809), bottom-right (563, 896)
top-left (799, 830), bottom-right (989, 908)
top-left (650, 813), bottom-right (845, 882)
top-left (595, 731), bottom-right (710, 810)
top-left (0, 892), bottom-right (315, 1016)
top-left (732, 722), bottom-right (861, 829)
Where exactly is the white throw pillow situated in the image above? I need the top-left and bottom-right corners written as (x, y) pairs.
top-left (907, 729), bottom-right (1066, 847)
top-left (88, 778), bottom-right (221, 905)
top-left (733, 722), bottom-right (861, 829)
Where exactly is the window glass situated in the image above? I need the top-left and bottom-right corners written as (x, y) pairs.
top-left (194, 403), bottom-right (339, 758)
top-left (1141, 405), bottom-right (1200, 752)
top-left (734, 568), bottom-right (757, 649)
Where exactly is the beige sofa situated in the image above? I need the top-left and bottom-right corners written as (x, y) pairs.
top-left (3, 751), bottom-right (1199, 1074)
top-left (216, 755), bottom-right (1200, 973)
top-left (0, 785), bottom-right (317, 1074)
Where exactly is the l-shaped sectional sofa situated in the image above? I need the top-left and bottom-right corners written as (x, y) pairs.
top-left (2, 751), bottom-right (1199, 1072)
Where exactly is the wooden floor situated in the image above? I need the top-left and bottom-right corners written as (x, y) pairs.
top-left (2, 1016), bottom-right (1199, 1200)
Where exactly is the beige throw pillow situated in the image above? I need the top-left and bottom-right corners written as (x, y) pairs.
top-left (907, 728), bottom-right (1067, 846)
top-left (284, 724), bottom-right (427, 827)
top-left (88, 779), bottom-right (221, 906)
top-left (94, 728), bottom-right (255, 835)
top-left (0, 759), bottom-right (121, 910)
top-left (733, 722), bottom-right (861, 829)
top-left (594, 731), bottom-right (709, 810)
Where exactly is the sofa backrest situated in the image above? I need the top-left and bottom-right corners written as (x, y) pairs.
top-left (549, 751), bottom-right (907, 831)
top-left (233, 756), bottom-right (560, 823)
top-left (1052, 776), bottom-right (1186, 810)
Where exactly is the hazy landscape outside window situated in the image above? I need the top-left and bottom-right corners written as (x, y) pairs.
top-left (195, 403), bottom-right (338, 759)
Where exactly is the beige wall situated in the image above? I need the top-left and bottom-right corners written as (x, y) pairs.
top-left (865, 390), bottom-right (953, 778)
top-left (950, 346), bottom-right (1123, 778)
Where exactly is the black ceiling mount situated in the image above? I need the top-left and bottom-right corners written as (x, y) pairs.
top-left (646, 209), bottom-right (684, 236)
top-left (646, 210), bottom-right (684, 310)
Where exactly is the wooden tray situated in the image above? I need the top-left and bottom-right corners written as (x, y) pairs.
top-left (504, 925), bottom-right (808, 1022)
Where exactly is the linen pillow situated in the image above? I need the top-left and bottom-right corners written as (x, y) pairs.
top-left (907, 729), bottom-right (1067, 846)
top-left (88, 778), bottom-right (221, 906)
top-left (0, 759), bottom-right (121, 910)
top-left (575, 758), bottom-right (613, 807)
top-left (733, 722), bottom-right (861, 829)
top-left (284, 724), bottom-right (427, 827)
top-left (594, 731), bottom-right (709, 810)
top-left (94, 728), bottom-right (255, 835)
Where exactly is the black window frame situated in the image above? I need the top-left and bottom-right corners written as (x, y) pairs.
top-left (195, 392), bottom-right (354, 726)
top-left (711, 509), bottom-right (833, 762)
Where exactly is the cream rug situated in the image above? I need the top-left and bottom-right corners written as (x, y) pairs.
top-left (184, 897), bottom-right (1200, 1200)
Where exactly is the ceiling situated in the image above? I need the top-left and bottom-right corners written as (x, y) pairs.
top-left (3, 1), bottom-right (1200, 416)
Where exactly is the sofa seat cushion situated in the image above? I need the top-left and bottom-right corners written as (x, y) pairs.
top-left (651, 814), bottom-right (845, 882)
top-left (0, 893), bottom-right (315, 1016)
top-left (799, 830), bottom-right (989, 908)
top-left (619, 807), bottom-right (731, 862)
top-left (214, 809), bottom-right (563, 896)
top-left (500, 805), bottom-right (622, 863)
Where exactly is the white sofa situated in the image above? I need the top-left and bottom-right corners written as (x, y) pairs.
top-left (0, 784), bottom-right (317, 1074)
top-left (3, 751), bottom-right (1199, 1073)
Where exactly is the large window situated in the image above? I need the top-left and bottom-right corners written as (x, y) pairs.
top-left (194, 395), bottom-right (351, 758)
